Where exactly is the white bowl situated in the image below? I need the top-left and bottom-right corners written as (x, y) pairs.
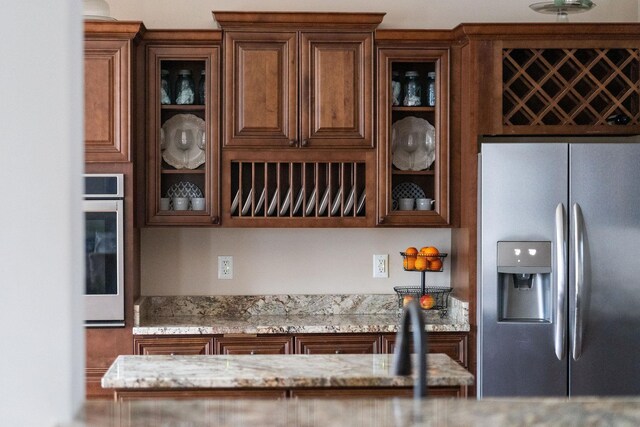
top-left (83, 0), bottom-right (115, 21)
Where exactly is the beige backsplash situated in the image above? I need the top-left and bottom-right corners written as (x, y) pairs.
top-left (141, 228), bottom-right (452, 295)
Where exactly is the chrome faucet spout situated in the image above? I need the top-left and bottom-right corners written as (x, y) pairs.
top-left (392, 299), bottom-right (428, 399)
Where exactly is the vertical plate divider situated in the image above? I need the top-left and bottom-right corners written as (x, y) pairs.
top-left (238, 162), bottom-right (243, 217)
top-left (276, 162), bottom-right (281, 217)
top-left (251, 162), bottom-right (256, 217)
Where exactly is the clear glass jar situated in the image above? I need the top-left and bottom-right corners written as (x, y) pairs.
top-left (198, 70), bottom-right (206, 105)
top-left (391, 70), bottom-right (402, 106)
top-left (403, 71), bottom-right (421, 106)
top-left (426, 71), bottom-right (436, 107)
top-left (174, 69), bottom-right (195, 105)
top-left (160, 69), bottom-right (171, 105)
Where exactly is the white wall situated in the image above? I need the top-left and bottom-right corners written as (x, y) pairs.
top-left (109, 0), bottom-right (637, 29)
top-left (122, 0), bottom-right (638, 297)
top-left (0, 1), bottom-right (84, 425)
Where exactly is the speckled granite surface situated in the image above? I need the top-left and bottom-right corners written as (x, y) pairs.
top-left (74, 397), bottom-right (640, 426)
top-left (102, 353), bottom-right (473, 389)
top-left (133, 294), bottom-right (469, 335)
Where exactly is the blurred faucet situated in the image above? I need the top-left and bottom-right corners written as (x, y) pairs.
top-left (392, 299), bottom-right (428, 399)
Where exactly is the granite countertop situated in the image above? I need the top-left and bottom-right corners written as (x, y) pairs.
top-left (133, 294), bottom-right (470, 335)
top-left (102, 353), bottom-right (473, 389)
top-left (74, 397), bottom-right (640, 426)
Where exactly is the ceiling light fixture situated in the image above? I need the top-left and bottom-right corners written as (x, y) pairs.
top-left (529, 0), bottom-right (596, 22)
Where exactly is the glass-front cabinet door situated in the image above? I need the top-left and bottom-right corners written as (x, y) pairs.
top-left (376, 47), bottom-right (449, 226)
top-left (145, 34), bottom-right (220, 226)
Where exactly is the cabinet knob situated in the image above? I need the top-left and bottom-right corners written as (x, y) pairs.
top-left (301, 139), bottom-right (309, 147)
top-left (379, 217), bottom-right (386, 224)
top-left (250, 350), bottom-right (255, 355)
top-left (211, 216), bottom-right (220, 224)
top-left (288, 140), bottom-right (297, 147)
top-left (335, 349), bottom-right (342, 354)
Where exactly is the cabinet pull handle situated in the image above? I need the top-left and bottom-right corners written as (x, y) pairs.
top-left (301, 139), bottom-right (309, 147)
top-left (288, 140), bottom-right (297, 147)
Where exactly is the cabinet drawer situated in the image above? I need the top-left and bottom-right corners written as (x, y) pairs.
top-left (133, 336), bottom-right (214, 355)
top-left (295, 334), bottom-right (380, 354)
top-left (215, 336), bottom-right (293, 355)
top-left (381, 332), bottom-right (468, 368)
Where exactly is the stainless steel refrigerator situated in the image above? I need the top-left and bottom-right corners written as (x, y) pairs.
top-left (478, 137), bottom-right (640, 397)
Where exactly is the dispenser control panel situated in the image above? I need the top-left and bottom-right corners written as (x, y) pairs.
top-left (497, 241), bottom-right (551, 273)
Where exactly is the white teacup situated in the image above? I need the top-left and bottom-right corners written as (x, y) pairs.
top-left (416, 198), bottom-right (435, 211)
top-left (398, 198), bottom-right (414, 211)
top-left (160, 197), bottom-right (170, 211)
top-left (191, 197), bottom-right (205, 211)
top-left (173, 197), bottom-right (189, 211)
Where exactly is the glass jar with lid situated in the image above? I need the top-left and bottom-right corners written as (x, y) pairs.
top-left (426, 71), bottom-right (436, 107)
top-left (174, 69), bottom-right (195, 105)
top-left (403, 71), bottom-right (421, 106)
top-left (160, 69), bottom-right (171, 105)
top-left (391, 70), bottom-right (402, 106)
top-left (198, 69), bottom-right (206, 105)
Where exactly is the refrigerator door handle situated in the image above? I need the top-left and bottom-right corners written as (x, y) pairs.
top-left (572, 203), bottom-right (585, 361)
top-left (554, 203), bottom-right (567, 361)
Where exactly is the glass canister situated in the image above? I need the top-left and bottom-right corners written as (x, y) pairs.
top-left (403, 71), bottom-right (421, 106)
top-left (426, 71), bottom-right (436, 107)
top-left (160, 69), bottom-right (171, 105)
top-left (391, 70), bottom-right (402, 106)
top-left (198, 69), bottom-right (206, 105)
top-left (174, 69), bottom-right (195, 105)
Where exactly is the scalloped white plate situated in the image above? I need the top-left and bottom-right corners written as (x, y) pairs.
top-left (391, 116), bottom-right (435, 171)
top-left (161, 114), bottom-right (206, 169)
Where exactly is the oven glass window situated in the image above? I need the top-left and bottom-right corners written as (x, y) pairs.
top-left (85, 212), bottom-right (118, 295)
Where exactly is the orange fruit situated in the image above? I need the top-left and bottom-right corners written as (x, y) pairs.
top-left (428, 258), bottom-right (443, 271)
top-left (420, 246), bottom-right (440, 261)
top-left (403, 256), bottom-right (416, 270)
top-left (414, 256), bottom-right (428, 271)
top-left (420, 294), bottom-right (435, 309)
top-left (405, 247), bottom-right (418, 256)
top-left (402, 295), bottom-right (414, 306)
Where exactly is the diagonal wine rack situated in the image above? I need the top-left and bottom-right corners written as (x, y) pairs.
top-left (503, 48), bottom-right (640, 126)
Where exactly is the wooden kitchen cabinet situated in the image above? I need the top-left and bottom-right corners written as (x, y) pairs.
top-left (381, 332), bottom-right (468, 368)
top-left (217, 12), bottom-right (383, 149)
top-left (375, 35), bottom-right (450, 226)
top-left (133, 335), bottom-right (214, 355)
top-left (84, 21), bottom-right (143, 163)
top-left (143, 30), bottom-right (221, 226)
top-left (214, 335), bottom-right (294, 355)
top-left (294, 334), bottom-right (381, 354)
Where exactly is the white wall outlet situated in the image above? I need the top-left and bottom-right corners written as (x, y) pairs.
top-left (218, 256), bottom-right (233, 280)
top-left (373, 254), bottom-right (389, 278)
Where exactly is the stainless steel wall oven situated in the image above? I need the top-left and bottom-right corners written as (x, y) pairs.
top-left (84, 174), bottom-right (124, 327)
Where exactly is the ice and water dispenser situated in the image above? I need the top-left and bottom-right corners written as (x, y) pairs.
top-left (497, 241), bottom-right (552, 322)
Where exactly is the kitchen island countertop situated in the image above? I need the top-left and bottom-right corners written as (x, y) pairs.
top-left (102, 353), bottom-right (473, 390)
top-left (74, 397), bottom-right (640, 426)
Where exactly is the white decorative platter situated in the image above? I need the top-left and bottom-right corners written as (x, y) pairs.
top-left (161, 114), bottom-right (206, 169)
top-left (391, 116), bottom-right (435, 171)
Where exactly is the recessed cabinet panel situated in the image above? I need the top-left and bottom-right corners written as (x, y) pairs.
top-left (301, 32), bottom-right (372, 147)
top-left (84, 39), bottom-right (129, 162)
top-left (224, 32), bottom-right (298, 147)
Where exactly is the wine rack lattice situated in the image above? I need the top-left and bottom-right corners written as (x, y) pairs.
top-left (503, 48), bottom-right (640, 126)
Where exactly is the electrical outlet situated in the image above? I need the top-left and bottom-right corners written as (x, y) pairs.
top-left (218, 256), bottom-right (233, 279)
top-left (373, 254), bottom-right (388, 278)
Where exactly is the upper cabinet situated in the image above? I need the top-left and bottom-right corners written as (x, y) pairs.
top-left (84, 22), bottom-right (144, 163)
top-left (466, 24), bottom-right (640, 136)
top-left (216, 12), bottom-right (384, 149)
top-left (143, 30), bottom-right (221, 226)
top-left (376, 32), bottom-right (451, 226)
